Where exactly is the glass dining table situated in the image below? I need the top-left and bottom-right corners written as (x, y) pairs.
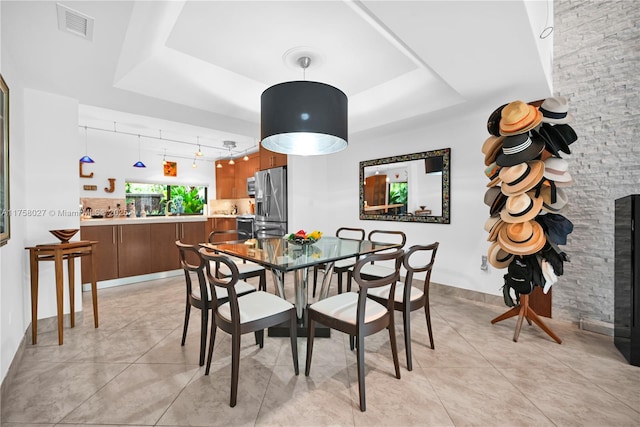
top-left (200, 236), bottom-right (401, 322)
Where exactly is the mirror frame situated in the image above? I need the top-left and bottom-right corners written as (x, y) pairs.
top-left (359, 148), bottom-right (450, 224)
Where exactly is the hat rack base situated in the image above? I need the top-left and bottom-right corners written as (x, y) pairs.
top-left (491, 294), bottom-right (562, 344)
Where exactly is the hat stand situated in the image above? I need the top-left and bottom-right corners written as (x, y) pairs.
top-left (490, 294), bottom-right (562, 343)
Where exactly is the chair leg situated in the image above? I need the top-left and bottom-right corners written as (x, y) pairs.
top-left (337, 271), bottom-right (343, 294)
top-left (181, 301), bottom-right (191, 346)
top-left (388, 314), bottom-right (401, 380)
top-left (403, 307), bottom-right (413, 371)
top-left (205, 322), bottom-right (217, 375)
top-left (425, 299), bottom-right (434, 350)
top-left (255, 329), bottom-right (264, 348)
top-left (290, 309), bottom-right (299, 375)
top-left (349, 334), bottom-right (355, 351)
top-left (199, 309), bottom-right (208, 366)
top-left (312, 266), bottom-right (318, 297)
top-left (259, 271), bottom-right (267, 292)
top-left (356, 334), bottom-right (366, 412)
top-left (305, 318), bottom-right (316, 376)
top-left (346, 271), bottom-right (353, 292)
top-left (230, 331), bottom-right (241, 407)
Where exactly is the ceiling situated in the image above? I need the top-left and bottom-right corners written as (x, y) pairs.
top-left (2, 1), bottom-right (553, 161)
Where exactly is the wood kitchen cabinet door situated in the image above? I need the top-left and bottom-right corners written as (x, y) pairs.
top-left (179, 221), bottom-right (206, 245)
top-left (81, 225), bottom-right (118, 282)
top-left (117, 223), bottom-right (151, 278)
top-left (215, 160), bottom-right (235, 199)
top-left (149, 222), bottom-right (180, 273)
top-left (259, 145), bottom-right (287, 170)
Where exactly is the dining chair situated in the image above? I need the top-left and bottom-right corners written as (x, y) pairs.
top-left (347, 230), bottom-right (407, 292)
top-left (367, 242), bottom-right (439, 371)
top-left (176, 241), bottom-right (256, 366)
top-left (208, 230), bottom-right (267, 291)
top-left (305, 249), bottom-right (404, 412)
top-left (199, 249), bottom-right (299, 407)
top-left (312, 227), bottom-right (366, 297)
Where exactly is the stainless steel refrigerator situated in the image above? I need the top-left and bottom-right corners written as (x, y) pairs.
top-left (254, 166), bottom-right (288, 238)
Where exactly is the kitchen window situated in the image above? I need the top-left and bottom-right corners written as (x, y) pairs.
top-left (125, 182), bottom-right (207, 216)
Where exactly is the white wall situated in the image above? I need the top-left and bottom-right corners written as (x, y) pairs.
top-left (78, 126), bottom-right (216, 202)
top-left (288, 105), bottom-right (511, 296)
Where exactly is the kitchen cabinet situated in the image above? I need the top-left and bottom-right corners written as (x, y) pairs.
top-left (81, 219), bottom-right (206, 282)
top-left (208, 217), bottom-right (238, 242)
top-left (215, 160), bottom-right (235, 199)
top-left (260, 145), bottom-right (287, 170)
top-left (234, 152), bottom-right (260, 198)
top-left (80, 225), bottom-right (119, 281)
top-left (117, 223), bottom-right (151, 278)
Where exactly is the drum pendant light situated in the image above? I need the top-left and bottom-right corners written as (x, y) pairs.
top-left (261, 56), bottom-right (348, 156)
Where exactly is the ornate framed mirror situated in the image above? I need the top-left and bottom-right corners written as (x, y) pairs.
top-left (359, 148), bottom-right (450, 224)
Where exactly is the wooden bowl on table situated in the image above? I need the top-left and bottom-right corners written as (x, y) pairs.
top-left (49, 229), bottom-right (79, 243)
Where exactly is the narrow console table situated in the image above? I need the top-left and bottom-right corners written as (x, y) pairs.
top-left (25, 240), bottom-right (99, 345)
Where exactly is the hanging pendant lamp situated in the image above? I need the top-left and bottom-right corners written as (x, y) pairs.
top-left (133, 134), bottom-right (146, 168)
top-left (261, 56), bottom-right (348, 156)
top-left (80, 126), bottom-right (95, 163)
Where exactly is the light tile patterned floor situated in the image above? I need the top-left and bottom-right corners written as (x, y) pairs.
top-left (2, 273), bottom-right (639, 426)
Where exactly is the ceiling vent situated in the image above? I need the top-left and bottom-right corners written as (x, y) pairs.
top-left (56, 3), bottom-right (94, 40)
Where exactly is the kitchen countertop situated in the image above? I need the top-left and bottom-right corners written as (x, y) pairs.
top-left (80, 215), bottom-right (208, 226)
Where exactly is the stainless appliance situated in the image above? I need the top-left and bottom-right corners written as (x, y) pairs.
top-left (236, 215), bottom-right (255, 238)
top-left (254, 166), bottom-right (287, 238)
top-left (247, 177), bottom-right (256, 198)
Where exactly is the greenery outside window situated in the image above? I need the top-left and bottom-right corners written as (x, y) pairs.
top-left (125, 182), bottom-right (207, 216)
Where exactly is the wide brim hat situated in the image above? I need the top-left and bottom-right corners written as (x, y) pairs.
top-left (499, 160), bottom-right (545, 196)
top-left (538, 125), bottom-right (571, 157)
top-left (487, 104), bottom-right (508, 137)
top-left (496, 133), bottom-right (545, 167)
top-left (498, 220), bottom-right (547, 256)
top-left (535, 213), bottom-right (574, 245)
top-left (540, 96), bottom-right (574, 124)
top-left (482, 135), bottom-right (504, 166)
top-left (484, 162), bottom-right (502, 187)
top-left (500, 192), bottom-right (544, 223)
top-left (484, 186), bottom-right (508, 216)
top-left (552, 124), bottom-right (578, 147)
top-left (500, 100), bottom-right (543, 136)
top-left (543, 157), bottom-right (574, 184)
top-left (488, 241), bottom-right (514, 269)
top-left (540, 186), bottom-right (568, 213)
top-left (484, 216), bottom-right (506, 242)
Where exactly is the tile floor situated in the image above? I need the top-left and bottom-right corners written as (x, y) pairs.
top-left (1, 273), bottom-right (639, 426)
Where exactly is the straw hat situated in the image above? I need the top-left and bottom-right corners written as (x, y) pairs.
top-left (543, 158), bottom-right (574, 186)
top-left (498, 220), bottom-right (547, 256)
top-left (539, 186), bottom-right (568, 213)
top-left (482, 135), bottom-right (504, 166)
top-left (496, 133), bottom-right (544, 167)
top-left (484, 186), bottom-right (508, 216)
top-left (499, 160), bottom-right (545, 196)
top-left (488, 241), bottom-right (514, 269)
top-left (499, 100), bottom-right (543, 136)
top-left (485, 216), bottom-right (506, 242)
top-left (540, 96), bottom-right (574, 124)
top-left (500, 192), bottom-right (544, 223)
top-left (484, 162), bottom-right (502, 187)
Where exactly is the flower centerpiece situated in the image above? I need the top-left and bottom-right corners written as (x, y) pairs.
top-left (286, 229), bottom-right (323, 245)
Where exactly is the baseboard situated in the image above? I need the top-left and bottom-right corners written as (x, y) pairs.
top-left (81, 269), bottom-right (182, 292)
top-left (1, 333), bottom-right (26, 409)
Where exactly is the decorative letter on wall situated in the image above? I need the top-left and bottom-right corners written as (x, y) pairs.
top-left (104, 178), bottom-right (115, 193)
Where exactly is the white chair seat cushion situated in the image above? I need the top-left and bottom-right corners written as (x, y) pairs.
top-left (191, 280), bottom-right (255, 301)
top-left (309, 292), bottom-right (387, 325)
top-left (217, 291), bottom-right (294, 324)
top-left (368, 283), bottom-right (424, 303)
top-left (333, 258), bottom-right (356, 270)
top-left (214, 260), bottom-right (265, 276)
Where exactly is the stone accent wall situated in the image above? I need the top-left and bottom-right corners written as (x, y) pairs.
top-left (552, 0), bottom-right (640, 325)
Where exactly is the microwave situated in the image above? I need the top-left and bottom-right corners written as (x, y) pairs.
top-left (247, 177), bottom-right (256, 198)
